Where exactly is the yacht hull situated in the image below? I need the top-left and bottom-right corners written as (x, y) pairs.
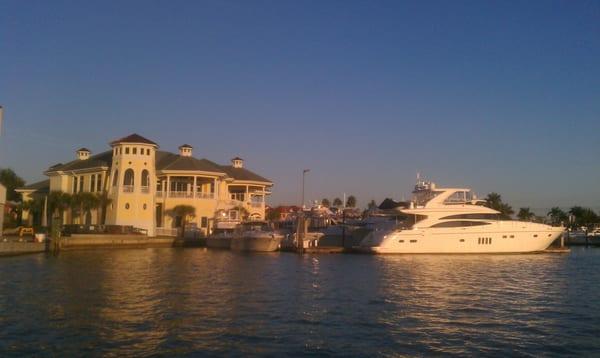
top-left (230, 234), bottom-right (283, 252)
top-left (357, 223), bottom-right (564, 254)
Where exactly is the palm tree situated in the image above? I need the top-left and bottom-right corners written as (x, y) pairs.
top-left (517, 207), bottom-right (534, 221)
top-left (367, 199), bottom-right (378, 210)
top-left (333, 198), bottom-right (342, 207)
top-left (47, 191), bottom-right (72, 228)
top-left (69, 192), bottom-right (83, 224)
top-left (21, 199), bottom-right (43, 226)
top-left (484, 192), bottom-right (513, 219)
top-left (569, 206), bottom-right (598, 231)
top-left (346, 195), bottom-right (357, 208)
top-left (547, 207), bottom-right (568, 226)
top-left (169, 204), bottom-right (196, 237)
top-left (96, 192), bottom-right (112, 225)
top-left (79, 192), bottom-right (100, 225)
top-left (321, 198), bottom-right (330, 207)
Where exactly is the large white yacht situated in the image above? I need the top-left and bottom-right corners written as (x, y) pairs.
top-left (358, 179), bottom-right (564, 254)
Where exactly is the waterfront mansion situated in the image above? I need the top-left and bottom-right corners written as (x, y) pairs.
top-left (18, 134), bottom-right (272, 236)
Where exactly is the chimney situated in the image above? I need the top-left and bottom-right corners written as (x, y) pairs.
top-left (232, 157), bottom-right (244, 168)
top-left (76, 148), bottom-right (91, 160)
top-left (179, 144), bottom-right (193, 157)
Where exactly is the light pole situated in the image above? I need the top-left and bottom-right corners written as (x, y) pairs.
top-left (301, 169), bottom-right (310, 209)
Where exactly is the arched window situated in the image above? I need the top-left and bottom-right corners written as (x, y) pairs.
top-left (141, 170), bottom-right (150, 193)
top-left (123, 169), bottom-right (134, 186)
top-left (112, 170), bottom-right (119, 187)
top-left (123, 169), bottom-right (135, 193)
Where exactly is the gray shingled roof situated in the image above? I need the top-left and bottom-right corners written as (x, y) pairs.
top-left (45, 150), bottom-right (113, 173)
top-left (220, 165), bottom-right (271, 183)
top-left (155, 151), bottom-right (226, 173)
top-left (18, 179), bottom-right (50, 193)
top-left (110, 133), bottom-right (158, 146)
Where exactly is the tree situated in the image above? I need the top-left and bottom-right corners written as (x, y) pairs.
top-left (333, 197), bottom-right (343, 207)
top-left (346, 195), bottom-right (357, 208)
top-left (484, 192), bottom-right (513, 219)
top-left (547, 207), bottom-right (568, 226)
top-left (321, 198), bottom-right (330, 207)
top-left (517, 207), bottom-right (534, 221)
top-left (96, 192), bottom-right (112, 225)
top-left (0, 168), bottom-right (26, 202)
top-left (568, 206), bottom-right (598, 231)
top-left (79, 192), bottom-right (100, 225)
top-left (21, 199), bottom-right (43, 226)
top-left (47, 191), bottom-right (72, 227)
top-left (169, 205), bottom-right (196, 237)
top-left (367, 200), bottom-right (378, 210)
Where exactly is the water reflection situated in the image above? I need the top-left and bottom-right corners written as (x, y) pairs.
top-left (0, 248), bottom-right (599, 356)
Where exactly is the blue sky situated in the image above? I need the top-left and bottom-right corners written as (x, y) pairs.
top-left (1, 0), bottom-right (599, 212)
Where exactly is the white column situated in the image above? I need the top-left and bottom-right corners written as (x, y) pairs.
top-left (166, 175), bottom-right (170, 198)
top-left (193, 176), bottom-right (197, 198)
top-left (214, 178), bottom-right (218, 200)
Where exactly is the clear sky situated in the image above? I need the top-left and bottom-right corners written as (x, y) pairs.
top-left (1, 0), bottom-right (599, 212)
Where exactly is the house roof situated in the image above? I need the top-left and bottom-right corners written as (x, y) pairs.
top-left (179, 144), bottom-right (193, 148)
top-left (17, 179), bottom-right (50, 194)
top-left (155, 151), bottom-right (226, 173)
top-left (220, 165), bottom-right (271, 183)
top-left (45, 150), bottom-right (113, 173)
top-left (77, 147), bottom-right (91, 152)
top-left (110, 133), bottom-right (158, 146)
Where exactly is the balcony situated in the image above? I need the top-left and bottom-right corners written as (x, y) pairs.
top-left (123, 185), bottom-right (134, 193)
top-left (141, 186), bottom-right (150, 194)
top-left (195, 192), bottom-right (215, 199)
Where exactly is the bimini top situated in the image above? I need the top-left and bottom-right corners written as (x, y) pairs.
top-left (404, 179), bottom-right (497, 214)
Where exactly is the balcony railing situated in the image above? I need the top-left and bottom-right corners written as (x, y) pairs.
top-left (123, 185), bottom-right (134, 193)
top-left (196, 192), bottom-right (215, 199)
top-left (168, 191), bottom-right (194, 198)
top-left (230, 193), bottom-right (245, 201)
top-left (141, 186), bottom-right (150, 194)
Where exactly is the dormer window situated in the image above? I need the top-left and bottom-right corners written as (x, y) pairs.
top-left (232, 157), bottom-right (244, 168)
top-left (76, 148), bottom-right (91, 160)
top-left (179, 144), bottom-right (193, 157)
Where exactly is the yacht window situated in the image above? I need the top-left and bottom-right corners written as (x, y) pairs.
top-left (431, 221), bottom-right (491, 228)
top-left (440, 213), bottom-right (500, 220)
top-left (398, 240), bottom-right (404, 243)
top-left (459, 239), bottom-right (465, 242)
top-left (410, 240), bottom-right (417, 243)
top-left (502, 235), bottom-right (507, 238)
top-left (533, 234), bottom-right (538, 237)
top-left (510, 235), bottom-right (514, 238)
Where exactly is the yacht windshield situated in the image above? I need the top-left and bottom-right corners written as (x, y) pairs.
top-left (444, 191), bottom-right (473, 204)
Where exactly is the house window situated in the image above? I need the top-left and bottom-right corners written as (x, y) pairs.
top-left (123, 169), bottom-right (135, 189)
top-left (73, 177), bottom-right (78, 193)
top-left (113, 170), bottom-right (119, 186)
top-left (97, 174), bottom-right (102, 192)
top-left (201, 217), bottom-right (208, 228)
top-left (146, 149), bottom-right (150, 155)
top-left (125, 203), bottom-right (130, 210)
top-left (125, 147), bottom-right (130, 154)
top-left (141, 170), bottom-right (150, 187)
top-left (90, 175), bottom-right (96, 192)
top-left (133, 147), bottom-right (137, 155)
top-left (79, 176), bottom-right (84, 192)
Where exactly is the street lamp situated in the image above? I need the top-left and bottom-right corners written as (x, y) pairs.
top-left (301, 169), bottom-right (310, 209)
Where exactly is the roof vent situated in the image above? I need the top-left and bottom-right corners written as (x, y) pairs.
top-left (232, 157), bottom-right (244, 168)
top-left (179, 144), bottom-right (193, 157)
top-left (76, 148), bottom-right (91, 160)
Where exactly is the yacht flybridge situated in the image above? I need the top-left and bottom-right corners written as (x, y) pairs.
top-left (357, 179), bottom-right (564, 254)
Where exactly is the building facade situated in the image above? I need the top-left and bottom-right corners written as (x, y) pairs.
top-left (0, 184), bottom-right (6, 236)
top-left (18, 134), bottom-right (272, 236)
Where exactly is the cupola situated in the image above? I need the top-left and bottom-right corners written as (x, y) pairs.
top-left (179, 144), bottom-right (193, 157)
top-left (76, 148), bottom-right (91, 160)
top-left (232, 157), bottom-right (244, 168)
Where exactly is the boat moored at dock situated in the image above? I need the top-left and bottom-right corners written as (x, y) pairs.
top-left (357, 179), bottom-right (564, 254)
top-left (230, 221), bottom-right (283, 252)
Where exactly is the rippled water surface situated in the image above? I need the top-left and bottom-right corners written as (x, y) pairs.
top-left (1, 247), bottom-right (599, 356)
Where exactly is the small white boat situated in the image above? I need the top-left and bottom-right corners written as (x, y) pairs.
top-left (230, 221), bottom-right (283, 252)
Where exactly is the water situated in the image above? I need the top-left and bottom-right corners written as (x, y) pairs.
top-left (1, 247), bottom-right (599, 356)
